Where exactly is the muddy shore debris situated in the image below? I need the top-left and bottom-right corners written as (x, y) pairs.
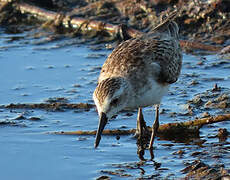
top-left (0, 0), bottom-right (229, 53)
top-left (0, 102), bottom-right (95, 111)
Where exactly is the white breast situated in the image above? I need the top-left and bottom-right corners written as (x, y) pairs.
top-left (126, 79), bottom-right (169, 109)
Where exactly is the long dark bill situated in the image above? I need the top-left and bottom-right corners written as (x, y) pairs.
top-left (94, 112), bottom-right (108, 148)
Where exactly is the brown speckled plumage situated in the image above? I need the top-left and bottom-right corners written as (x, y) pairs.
top-left (94, 77), bottom-right (124, 106)
top-left (94, 20), bottom-right (182, 102)
top-left (93, 18), bottom-right (183, 148)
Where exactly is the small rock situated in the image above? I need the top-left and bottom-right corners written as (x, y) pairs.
top-left (125, 112), bottom-right (133, 116)
top-left (204, 100), bottom-right (213, 108)
top-left (47, 65), bottom-right (55, 69)
top-left (217, 100), bottom-right (229, 108)
top-left (73, 84), bottom-right (81, 88)
top-left (96, 176), bottom-right (111, 180)
top-left (45, 97), bottom-right (68, 103)
top-left (86, 53), bottom-right (106, 59)
top-left (105, 43), bottom-right (113, 49)
top-left (160, 108), bottom-right (166, 114)
top-left (218, 128), bottom-right (229, 138)
top-left (219, 45), bottom-right (230, 56)
top-left (77, 137), bottom-right (87, 141)
top-left (29, 117), bottom-right (41, 121)
top-left (172, 149), bottom-right (185, 155)
top-left (201, 112), bottom-right (210, 118)
top-left (212, 83), bottom-right (221, 92)
top-left (169, 112), bottom-right (177, 117)
top-left (190, 95), bottom-right (203, 106)
top-left (197, 61), bottom-right (204, 65)
top-left (191, 151), bottom-right (202, 156)
top-left (215, 94), bottom-right (229, 102)
top-left (212, 155), bottom-right (222, 159)
top-left (14, 114), bottom-right (26, 120)
top-left (190, 80), bottom-right (199, 85)
top-left (64, 64), bottom-right (71, 68)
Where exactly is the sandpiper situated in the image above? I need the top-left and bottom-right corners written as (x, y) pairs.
top-left (93, 14), bottom-right (182, 151)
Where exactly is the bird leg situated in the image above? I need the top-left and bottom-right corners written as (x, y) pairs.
top-left (136, 107), bottom-right (149, 138)
top-left (136, 107), bottom-right (143, 137)
top-left (149, 105), bottom-right (159, 157)
top-left (136, 107), bottom-right (148, 160)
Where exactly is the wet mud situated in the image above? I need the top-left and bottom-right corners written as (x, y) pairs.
top-left (0, 0), bottom-right (230, 47)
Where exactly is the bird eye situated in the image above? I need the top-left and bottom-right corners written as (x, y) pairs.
top-left (111, 98), bottom-right (119, 106)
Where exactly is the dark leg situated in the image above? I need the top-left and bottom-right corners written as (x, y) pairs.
top-left (136, 108), bottom-right (144, 160)
top-left (136, 107), bottom-right (150, 160)
top-left (149, 105), bottom-right (159, 159)
top-left (136, 107), bottom-right (143, 137)
top-left (136, 108), bottom-right (149, 138)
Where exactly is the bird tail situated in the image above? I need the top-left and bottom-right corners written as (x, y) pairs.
top-left (151, 11), bottom-right (179, 38)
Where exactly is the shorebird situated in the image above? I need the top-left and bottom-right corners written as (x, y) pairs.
top-left (93, 15), bottom-right (182, 151)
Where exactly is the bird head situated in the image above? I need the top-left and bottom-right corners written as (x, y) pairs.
top-left (93, 77), bottom-right (130, 148)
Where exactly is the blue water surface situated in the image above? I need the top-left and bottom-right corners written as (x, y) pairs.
top-left (0, 29), bottom-right (230, 179)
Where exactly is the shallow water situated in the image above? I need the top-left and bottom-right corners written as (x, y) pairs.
top-left (0, 28), bottom-right (230, 179)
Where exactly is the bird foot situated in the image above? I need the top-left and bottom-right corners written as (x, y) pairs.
top-left (149, 147), bottom-right (154, 160)
top-left (136, 127), bottom-right (151, 149)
